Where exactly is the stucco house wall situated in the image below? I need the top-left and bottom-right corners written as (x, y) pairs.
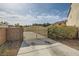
top-left (66, 3), bottom-right (79, 27)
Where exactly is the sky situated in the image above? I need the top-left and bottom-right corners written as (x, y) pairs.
top-left (0, 3), bottom-right (70, 25)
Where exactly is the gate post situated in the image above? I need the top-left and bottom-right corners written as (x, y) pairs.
top-left (77, 28), bottom-right (79, 39)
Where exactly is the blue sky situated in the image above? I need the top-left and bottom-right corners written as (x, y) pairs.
top-left (0, 3), bottom-right (70, 25)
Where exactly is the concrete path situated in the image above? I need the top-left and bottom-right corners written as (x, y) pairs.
top-left (17, 32), bottom-right (79, 56)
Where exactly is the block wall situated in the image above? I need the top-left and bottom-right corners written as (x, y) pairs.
top-left (0, 28), bottom-right (6, 45)
top-left (7, 27), bottom-right (23, 41)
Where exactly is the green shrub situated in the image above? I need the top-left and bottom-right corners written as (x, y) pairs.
top-left (48, 25), bottom-right (77, 39)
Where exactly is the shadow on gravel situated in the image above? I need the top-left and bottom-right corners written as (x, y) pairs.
top-left (53, 39), bottom-right (79, 50)
top-left (0, 40), bottom-right (23, 56)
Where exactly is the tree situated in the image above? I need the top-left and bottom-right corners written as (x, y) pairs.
top-left (15, 23), bottom-right (20, 27)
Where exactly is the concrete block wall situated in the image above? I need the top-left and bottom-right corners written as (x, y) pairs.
top-left (0, 28), bottom-right (6, 45)
top-left (7, 27), bottom-right (23, 41)
top-left (0, 27), bottom-right (23, 45)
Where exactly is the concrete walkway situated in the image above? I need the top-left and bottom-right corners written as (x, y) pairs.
top-left (17, 32), bottom-right (79, 56)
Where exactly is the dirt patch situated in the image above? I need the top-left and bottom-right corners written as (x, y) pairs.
top-left (54, 39), bottom-right (79, 50)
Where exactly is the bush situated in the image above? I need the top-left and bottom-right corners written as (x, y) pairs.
top-left (48, 25), bottom-right (77, 39)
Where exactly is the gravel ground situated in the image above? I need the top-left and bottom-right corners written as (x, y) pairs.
top-left (54, 39), bottom-right (79, 50)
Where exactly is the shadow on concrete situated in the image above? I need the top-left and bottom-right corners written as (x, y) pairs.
top-left (21, 38), bottom-right (57, 47)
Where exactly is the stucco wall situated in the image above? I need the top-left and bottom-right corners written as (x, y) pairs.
top-left (66, 3), bottom-right (79, 27)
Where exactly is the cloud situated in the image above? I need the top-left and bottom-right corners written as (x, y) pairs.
top-left (0, 9), bottom-right (67, 25)
top-left (0, 3), bottom-right (68, 25)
